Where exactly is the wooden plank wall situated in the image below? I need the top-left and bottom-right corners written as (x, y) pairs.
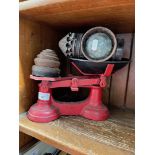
top-left (19, 16), bottom-right (62, 148)
top-left (107, 34), bottom-right (135, 110)
top-left (126, 36), bottom-right (135, 109)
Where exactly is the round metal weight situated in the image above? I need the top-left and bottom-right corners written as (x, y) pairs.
top-left (41, 50), bottom-right (57, 54)
top-left (32, 65), bottom-right (60, 77)
top-left (81, 27), bottom-right (117, 62)
top-left (42, 49), bottom-right (55, 53)
top-left (41, 49), bottom-right (57, 55)
top-left (34, 58), bottom-right (60, 68)
top-left (37, 53), bottom-right (59, 61)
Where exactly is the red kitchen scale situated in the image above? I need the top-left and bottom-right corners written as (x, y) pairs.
top-left (27, 26), bottom-right (130, 123)
top-left (27, 62), bottom-right (115, 123)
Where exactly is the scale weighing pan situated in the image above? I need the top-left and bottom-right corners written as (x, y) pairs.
top-left (70, 58), bottom-right (130, 74)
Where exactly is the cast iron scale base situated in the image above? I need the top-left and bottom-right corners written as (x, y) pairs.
top-left (27, 63), bottom-right (114, 123)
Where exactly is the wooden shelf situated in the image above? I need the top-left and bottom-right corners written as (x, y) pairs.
top-left (19, 0), bottom-right (135, 33)
top-left (19, 108), bottom-right (135, 155)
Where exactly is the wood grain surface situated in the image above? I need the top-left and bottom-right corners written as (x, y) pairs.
top-left (109, 34), bottom-right (133, 108)
top-left (19, 0), bottom-right (135, 33)
top-left (126, 36), bottom-right (135, 109)
top-left (19, 108), bottom-right (135, 155)
top-left (102, 77), bottom-right (111, 105)
top-left (19, 132), bottom-right (33, 148)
